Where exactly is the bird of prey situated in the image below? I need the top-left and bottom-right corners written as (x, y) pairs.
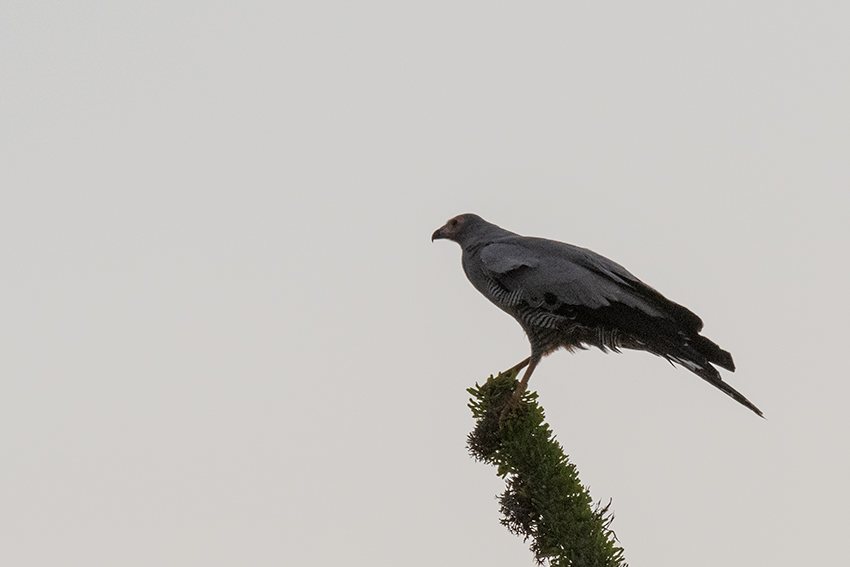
top-left (432, 213), bottom-right (762, 417)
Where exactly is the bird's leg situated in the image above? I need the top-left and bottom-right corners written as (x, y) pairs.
top-left (512, 353), bottom-right (541, 401)
top-left (499, 353), bottom-right (542, 422)
top-left (503, 357), bottom-right (530, 378)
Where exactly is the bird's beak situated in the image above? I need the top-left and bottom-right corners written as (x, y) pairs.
top-left (431, 225), bottom-right (446, 242)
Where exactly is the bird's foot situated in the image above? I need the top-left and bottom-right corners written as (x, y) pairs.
top-left (497, 384), bottom-right (528, 423)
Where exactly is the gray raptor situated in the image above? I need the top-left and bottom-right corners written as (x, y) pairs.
top-left (432, 213), bottom-right (762, 417)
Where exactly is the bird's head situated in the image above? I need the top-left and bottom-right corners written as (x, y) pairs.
top-left (431, 213), bottom-right (485, 245)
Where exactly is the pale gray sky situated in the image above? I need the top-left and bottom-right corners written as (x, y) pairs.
top-left (2, 2), bottom-right (848, 566)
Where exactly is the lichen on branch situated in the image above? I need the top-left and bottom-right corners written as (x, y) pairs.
top-left (467, 370), bottom-right (627, 567)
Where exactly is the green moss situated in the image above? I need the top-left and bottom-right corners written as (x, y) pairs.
top-left (467, 370), bottom-right (627, 567)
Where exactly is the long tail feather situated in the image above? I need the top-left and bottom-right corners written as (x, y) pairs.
top-left (686, 359), bottom-right (763, 418)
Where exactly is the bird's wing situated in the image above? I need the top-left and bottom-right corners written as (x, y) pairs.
top-left (480, 241), bottom-right (606, 309)
top-left (479, 237), bottom-right (680, 320)
top-left (479, 242), bottom-right (539, 273)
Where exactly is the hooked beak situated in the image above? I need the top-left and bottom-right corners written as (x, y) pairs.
top-left (431, 225), bottom-right (447, 242)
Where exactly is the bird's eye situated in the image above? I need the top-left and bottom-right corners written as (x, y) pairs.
top-left (449, 218), bottom-right (458, 227)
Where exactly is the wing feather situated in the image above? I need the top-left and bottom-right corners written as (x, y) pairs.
top-left (479, 237), bottom-right (668, 316)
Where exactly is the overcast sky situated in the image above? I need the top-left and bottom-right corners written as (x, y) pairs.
top-left (2, 2), bottom-right (848, 566)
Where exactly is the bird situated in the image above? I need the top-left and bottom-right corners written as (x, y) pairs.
top-left (432, 213), bottom-right (762, 417)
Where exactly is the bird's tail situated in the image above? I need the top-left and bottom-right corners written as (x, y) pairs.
top-left (691, 334), bottom-right (735, 372)
top-left (668, 336), bottom-right (763, 417)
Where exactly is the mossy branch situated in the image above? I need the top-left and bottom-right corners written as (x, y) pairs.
top-left (467, 369), bottom-right (627, 567)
